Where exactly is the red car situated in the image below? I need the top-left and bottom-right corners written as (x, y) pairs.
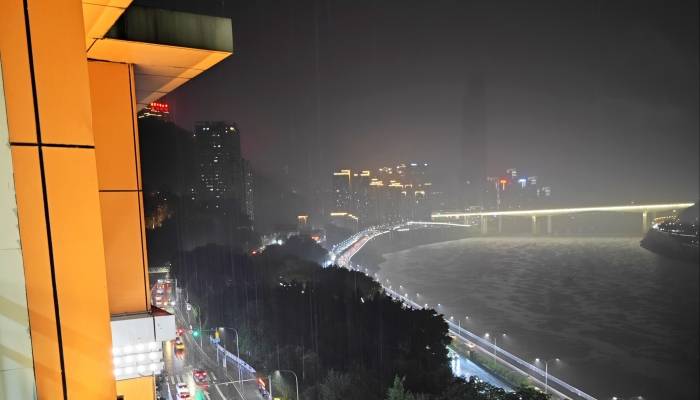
top-left (193, 369), bottom-right (209, 388)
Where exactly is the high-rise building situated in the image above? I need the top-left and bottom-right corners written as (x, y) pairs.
top-left (332, 169), bottom-right (352, 211)
top-left (480, 170), bottom-right (551, 210)
top-left (0, 2), bottom-right (232, 399)
top-left (243, 158), bottom-right (255, 223)
top-left (353, 170), bottom-right (371, 221)
top-left (193, 121), bottom-right (243, 212)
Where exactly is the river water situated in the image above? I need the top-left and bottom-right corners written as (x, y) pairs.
top-left (371, 236), bottom-right (698, 400)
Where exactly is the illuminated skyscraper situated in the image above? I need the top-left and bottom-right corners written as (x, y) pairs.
top-left (332, 169), bottom-right (352, 211)
top-left (193, 121), bottom-right (243, 212)
top-left (243, 158), bottom-right (255, 223)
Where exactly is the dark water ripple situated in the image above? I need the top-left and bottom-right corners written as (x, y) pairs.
top-left (376, 237), bottom-right (699, 400)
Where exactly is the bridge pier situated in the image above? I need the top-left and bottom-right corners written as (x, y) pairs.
top-left (642, 210), bottom-right (648, 233)
top-left (531, 215), bottom-right (538, 235)
top-left (546, 215), bottom-right (552, 235)
top-left (498, 215), bottom-right (503, 234)
top-left (481, 215), bottom-right (488, 234)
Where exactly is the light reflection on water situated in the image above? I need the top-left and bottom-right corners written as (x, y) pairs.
top-left (377, 237), bottom-right (699, 400)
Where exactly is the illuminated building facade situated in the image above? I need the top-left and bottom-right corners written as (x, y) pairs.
top-left (193, 121), bottom-right (243, 212)
top-left (137, 101), bottom-right (171, 120)
top-left (332, 169), bottom-right (352, 211)
top-left (0, 1), bottom-right (232, 399)
top-left (482, 169), bottom-right (551, 210)
top-left (330, 163), bottom-right (434, 227)
top-left (243, 158), bottom-right (255, 223)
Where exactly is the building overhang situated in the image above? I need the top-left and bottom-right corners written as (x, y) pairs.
top-left (83, 0), bottom-right (133, 50)
top-left (110, 307), bottom-right (175, 380)
top-left (84, 4), bottom-right (233, 110)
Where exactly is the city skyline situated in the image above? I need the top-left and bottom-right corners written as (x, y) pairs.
top-left (153, 0), bottom-right (698, 206)
top-left (1, 1), bottom-right (697, 400)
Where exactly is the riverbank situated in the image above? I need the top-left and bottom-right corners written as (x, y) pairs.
top-left (367, 235), bottom-right (698, 400)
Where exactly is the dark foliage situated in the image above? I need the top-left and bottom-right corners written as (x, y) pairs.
top-left (173, 239), bottom-right (549, 400)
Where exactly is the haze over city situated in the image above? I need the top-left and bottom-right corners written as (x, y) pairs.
top-left (0, 1), bottom-right (697, 400)
top-left (158, 0), bottom-right (698, 206)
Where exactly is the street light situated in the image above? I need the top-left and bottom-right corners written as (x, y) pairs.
top-left (218, 327), bottom-right (242, 387)
top-left (484, 332), bottom-right (507, 360)
top-left (534, 357), bottom-right (560, 394)
top-left (269, 369), bottom-right (300, 400)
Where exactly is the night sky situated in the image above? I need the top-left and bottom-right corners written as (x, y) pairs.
top-left (141, 0), bottom-right (698, 205)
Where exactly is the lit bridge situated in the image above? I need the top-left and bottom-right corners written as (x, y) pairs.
top-left (432, 202), bottom-right (695, 235)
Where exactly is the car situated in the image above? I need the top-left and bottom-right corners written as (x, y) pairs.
top-left (156, 288), bottom-right (164, 294)
top-left (174, 337), bottom-right (185, 356)
top-left (176, 383), bottom-right (190, 398)
top-left (193, 369), bottom-right (209, 387)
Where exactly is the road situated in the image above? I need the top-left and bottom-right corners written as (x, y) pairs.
top-left (159, 290), bottom-right (265, 400)
top-left (331, 224), bottom-right (597, 400)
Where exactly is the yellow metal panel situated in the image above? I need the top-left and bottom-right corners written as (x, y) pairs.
top-left (138, 192), bottom-right (150, 309)
top-left (129, 65), bottom-right (143, 190)
top-left (10, 146), bottom-right (63, 399)
top-left (116, 376), bottom-right (154, 399)
top-left (88, 38), bottom-right (230, 103)
top-left (134, 64), bottom-right (203, 80)
top-left (88, 38), bottom-right (231, 69)
top-left (0, 0), bottom-right (37, 142)
top-left (28, 0), bottom-right (94, 146)
top-left (85, 0), bottom-right (132, 6)
top-left (43, 147), bottom-right (116, 399)
top-left (82, 3), bottom-right (128, 49)
top-left (134, 74), bottom-right (189, 96)
top-left (99, 191), bottom-right (148, 315)
top-left (88, 61), bottom-right (138, 191)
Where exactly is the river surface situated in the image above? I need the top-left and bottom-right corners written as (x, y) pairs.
top-left (371, 236), bottom-right (698, 400)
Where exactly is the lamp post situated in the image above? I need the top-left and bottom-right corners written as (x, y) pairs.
top-left (534, 357), bottom-right (560, 394)
top-left (484, 332), bottom-right (506, 360)
top-left (270, 369), bottom-right (300, 400)
top-left (218, 327), bottom-right (242, 387)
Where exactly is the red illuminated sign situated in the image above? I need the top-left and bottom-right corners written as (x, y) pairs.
top-left (149, 101), bottom-right (169, 113)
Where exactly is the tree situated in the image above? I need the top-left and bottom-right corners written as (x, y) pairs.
top-left (386, 376), bottom-right (415, 400)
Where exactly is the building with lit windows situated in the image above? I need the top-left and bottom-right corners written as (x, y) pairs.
top-left (330, 163), bottom-right (434, 226)
top-left (243, 158), bottom-right (255, 223)
top-left (193, 121), bottom-right (243, 212)
top-left (137, 101), bottom-right (172, 121)
top-left (481, 169), bottom-right (552, 211)
top-left (0, 2), bottom-right (232, 399)
top-left (332, 169), bottom-right (352, 211)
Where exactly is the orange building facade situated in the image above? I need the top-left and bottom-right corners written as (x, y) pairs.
top-left (0, 1), bottom-right (232, 398)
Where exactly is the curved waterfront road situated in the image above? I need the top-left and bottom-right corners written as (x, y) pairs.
top-left (331, 222), bottom-right (597, 400)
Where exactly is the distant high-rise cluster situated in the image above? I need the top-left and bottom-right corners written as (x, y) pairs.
top-left (330, 162), bottom-right (435, 228)
top-left (481, 168), bottom-right (552, 211)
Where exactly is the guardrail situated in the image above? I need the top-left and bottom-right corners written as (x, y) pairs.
top-left (381, 285), bottom-right (596, 400)
top-left (210, 337), bottom-right (256, 374)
